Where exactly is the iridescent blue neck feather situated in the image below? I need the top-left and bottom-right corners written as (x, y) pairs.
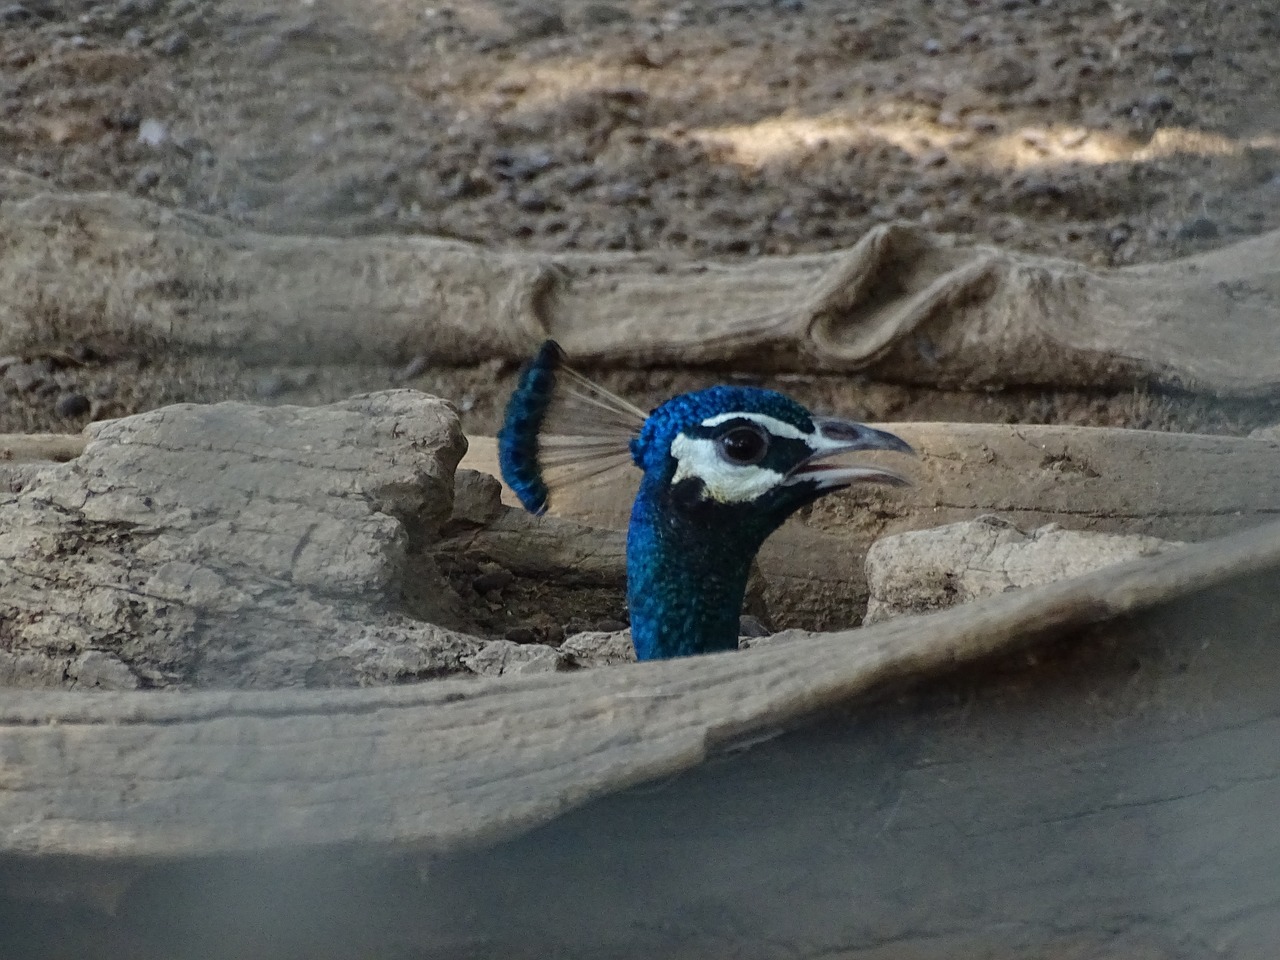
top-left (497, 341), bottom-right (913, 662)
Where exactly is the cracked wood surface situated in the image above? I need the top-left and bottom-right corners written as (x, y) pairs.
top-left (4, 174), bottom-right (1280, 394)
top-left (0, 518), bottom-right (1277, 866)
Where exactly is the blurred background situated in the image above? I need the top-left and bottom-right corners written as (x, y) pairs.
top-left (4, 0), bottom-right (1280, 435)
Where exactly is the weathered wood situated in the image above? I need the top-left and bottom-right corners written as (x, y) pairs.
top-left (462, 424), bottom-right (1280, 628)
top-left (4, 173), bottom-right (1280, 393)
top-left (0, 394), bottom-right (483, 690)
top-left (0, 518), bottom-right (1277, 867)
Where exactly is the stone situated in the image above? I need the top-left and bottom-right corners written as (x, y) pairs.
top-left (53, 392), bottom-right (90, 418)
top-left (464, 640), bottom-right (567, 677)
top-left (864, 517), bottom-right (1180, 624)
top-left (560, 630), bottom-right (635, 667)
top-left (0, 392), bottom-right (480, 689)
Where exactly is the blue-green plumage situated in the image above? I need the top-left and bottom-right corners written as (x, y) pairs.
top-left (498, 341), bottom-right (913, 661)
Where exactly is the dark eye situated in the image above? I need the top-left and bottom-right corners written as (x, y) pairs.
top-left (717, 425), bottom-right (768, 466)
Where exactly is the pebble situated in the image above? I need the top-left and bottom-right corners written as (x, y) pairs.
top-left (738, 614), bottom-right (771, 638)
top-left (502, 626), bottom-right (536, 644)
top-left (1170, 45), bottom-right (1201, 68)
top-left (593, 618), bottom-right (628, 633)
top-left (1153, 66), bottom-right (1178, 85)
top-left (137, 119), bottom-right (168, 147)
top-left (922, 38), bottom-right (942, 55)
top-left (134, 166), bottom-right (161, 190)
top-left (54, 393), bottom-right (91, 419)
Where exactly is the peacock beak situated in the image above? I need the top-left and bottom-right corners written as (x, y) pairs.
top-left (783, 417), bottom-right (915, 490)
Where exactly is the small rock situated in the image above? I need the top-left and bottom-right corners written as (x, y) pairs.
top-left (1177, 216), bottom-right (1219, 241)
top-left (54, 392), bottom-right (91, 419)
top-left (979, 56), bottom-right (1036, 95)
top-left (473, 567), bottom-right (515, 594)
top-left (1153, 66), bottom-right (1178, 85)
top-left (253, 373), bottom-right (288, 398)
top-left (503, 626), bottom-right (536, 643)
top-left (593, 618), bottom-right (627, 633)
top-left (134, 166), bottom-right (161, 190)
top-left (464, 640), bottom-right (566, 677)
top-left (922, 38), bottom-right (942, 55)
top-left (137, 118), bottom-right (167, 147)
top-left (1170, 45), bottom-right (1201, 69)
top-left (738, 614), bottom-right (771, 638)
top-left (156, 30), bottom-right (190, 56)
top-left (1140, 92), bottom-right (1175, 113)
top-left (124, 26), bottom-right (147, 47)
top-left (69, 651), bottom-right (139, 690)
top-left (774, 0), bottom-right (803, 11)
top-left (560, 630), bottom-right (635, 667)
top-left (449, 469), bottom-right (504, 527)
top-left (0, 355), bottom-right (19, 373)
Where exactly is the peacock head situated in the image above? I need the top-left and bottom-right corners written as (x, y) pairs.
top-left (629, 385), bottom-right (912, 534)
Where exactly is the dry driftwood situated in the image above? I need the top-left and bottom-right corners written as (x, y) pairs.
top-left (0, 516), bottom-right (1277, 863)
top-left (0, 392), bottom-right (484, 689)
top-left (3, 170), bottom-right (1280, 394)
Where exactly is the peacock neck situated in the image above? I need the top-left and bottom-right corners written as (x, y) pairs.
top-left (626, 473), bottom-right (776, 660)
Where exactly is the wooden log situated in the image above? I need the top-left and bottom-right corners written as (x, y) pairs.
top-left (0, 517), bottom-right (1277, 867)
top-left (460, 424), bottom-right (1280, 628)
top-left (3, 174), bottom-right (1280, 394)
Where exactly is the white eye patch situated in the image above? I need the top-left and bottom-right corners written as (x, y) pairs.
top-left (698, 411), bottom-right (812, 442)
top-left (669, 434), bottom-right (785, 503)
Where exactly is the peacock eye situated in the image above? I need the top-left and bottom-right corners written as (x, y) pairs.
top-left (716, 425), bottom-right (769, 466)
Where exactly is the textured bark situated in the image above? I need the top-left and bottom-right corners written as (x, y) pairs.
top-left (0, 518), bottom-right (1277, 866)
top-left (3, 172), bottom-right (1280, 393)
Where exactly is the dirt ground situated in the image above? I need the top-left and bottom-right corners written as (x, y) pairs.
top-left (4, 0), bottom-right (1280, 435)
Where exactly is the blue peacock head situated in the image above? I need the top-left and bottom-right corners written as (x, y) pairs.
top-left (498, 341), bottom-right (914, 661)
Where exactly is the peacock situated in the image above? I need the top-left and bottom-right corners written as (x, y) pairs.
top-left (497, 341), bottom-right (914, 661)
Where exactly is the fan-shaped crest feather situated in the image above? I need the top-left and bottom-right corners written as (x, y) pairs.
top-left (498, 341), bottom-right (647, 515)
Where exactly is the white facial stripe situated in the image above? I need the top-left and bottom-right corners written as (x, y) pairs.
top-left (670, 434), bottom-right (785, 503)
top-left (698, 411), bottom-right (812, 442)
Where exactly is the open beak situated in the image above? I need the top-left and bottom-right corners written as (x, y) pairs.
top-left (784, 416), bottom-right (915, 491)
